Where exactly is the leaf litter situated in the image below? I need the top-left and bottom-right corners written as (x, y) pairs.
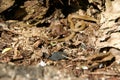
top-left (0, 0), bottom-right (120, 79)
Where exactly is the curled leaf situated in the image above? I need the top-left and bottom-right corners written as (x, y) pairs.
top-left (2, 48), bottom-right (12, 54)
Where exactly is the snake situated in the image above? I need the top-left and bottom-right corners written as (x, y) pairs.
top-left (53, 14), bottom-right (98, 42)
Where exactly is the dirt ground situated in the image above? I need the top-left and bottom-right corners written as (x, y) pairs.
top-left (0, 0), bottom-right (120, 80)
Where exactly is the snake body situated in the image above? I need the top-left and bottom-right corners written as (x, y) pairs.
top-left (54, 14), bottom-right (98, 42)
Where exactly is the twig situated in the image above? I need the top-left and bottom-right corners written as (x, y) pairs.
top-left (88, 72), bottom-right (120, 76)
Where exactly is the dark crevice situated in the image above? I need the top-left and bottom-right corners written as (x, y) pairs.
top-left (99, 47), bottom-right (112, 53)
top-left (44, 0), bottom-right (89, 18)
top-left (1, 0), bottom-right (27, 20)
top-left (36, 22), bottom-right (50, 27)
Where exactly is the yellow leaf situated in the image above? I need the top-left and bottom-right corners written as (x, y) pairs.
top-left (2, 48), bottom-right (12, 54)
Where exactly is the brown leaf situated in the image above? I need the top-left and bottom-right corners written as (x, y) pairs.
top-left (87, 52), bottom-right (115, 70)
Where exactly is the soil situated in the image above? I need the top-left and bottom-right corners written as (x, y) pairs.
top-left (0, 0), bottom-right (120, 80)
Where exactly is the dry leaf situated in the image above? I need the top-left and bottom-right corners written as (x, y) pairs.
top-left (2, 48), bottom-right (12, 54)
top-left (109, 48), bottom-right (120, 64)
top-left (87, 52), bottom-right (115, 70)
